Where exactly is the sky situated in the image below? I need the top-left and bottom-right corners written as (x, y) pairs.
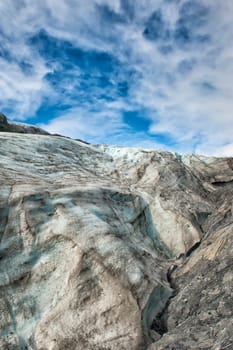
top-left (0, 0), bottom-right (233, 156)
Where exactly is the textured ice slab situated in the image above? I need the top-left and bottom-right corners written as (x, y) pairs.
top-left (0, 133), bottom-right (232, 349)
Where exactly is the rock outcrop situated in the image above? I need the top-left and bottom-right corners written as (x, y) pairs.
top-left (0, 113), bottom-right (50, 135)
top-left (0, 131), bottom-right (232, 350)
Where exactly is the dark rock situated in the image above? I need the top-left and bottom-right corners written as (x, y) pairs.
top-left (0, 113), bottom-right (8, 124)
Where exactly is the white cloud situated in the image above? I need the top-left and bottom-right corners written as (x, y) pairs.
top-left (0, 0), bottom-right (232, 155)
top-left (0, 56), bottom-right (52, 119)
top-left (40, 106), bottom-right (126, 142)
top-left (39, 104), bottom-right (167, 151)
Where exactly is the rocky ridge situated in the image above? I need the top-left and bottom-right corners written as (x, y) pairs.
top-left (0, 114), bottom-right (50, 135)
top-left (0, 127), bottom-right (232, 349)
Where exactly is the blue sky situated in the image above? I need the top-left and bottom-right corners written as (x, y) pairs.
top-left (0, 0), bottom-right (233, 155)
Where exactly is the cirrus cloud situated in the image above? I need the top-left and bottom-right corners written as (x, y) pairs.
top-left (0, 0), bottom-right (233, 156)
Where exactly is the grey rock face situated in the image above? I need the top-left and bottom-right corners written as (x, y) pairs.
top-left (0, 113), bottom-right (8, 124)
top-left (0, 114), bottom-right (50, 135)
top-left (0, 133), bottom-right (232, 350)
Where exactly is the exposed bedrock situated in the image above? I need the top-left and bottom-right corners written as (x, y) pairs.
top-left (0, 133), bottom-right (232, 349)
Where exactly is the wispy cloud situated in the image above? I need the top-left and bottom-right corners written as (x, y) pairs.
top-left (0, 0), bottom-right (233, 155)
